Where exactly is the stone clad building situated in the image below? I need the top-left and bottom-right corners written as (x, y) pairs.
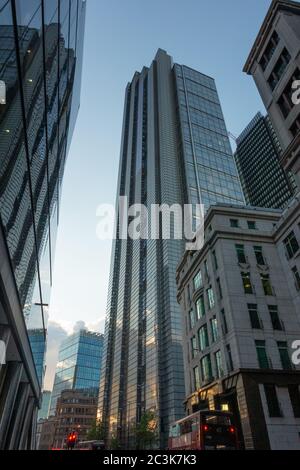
top-left (176, 201), bottom-right (300, 449)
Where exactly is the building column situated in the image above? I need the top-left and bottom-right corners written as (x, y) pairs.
top-left (0, 325), bottom-right (11, 375)
top-left (18, 396), bottom-right (35, 450)
top-left (29, 404), bottom-right (38, 450)
top-left (0, 361), bottom-right (23, 449)
top-left (7, 382), bottom-right (30, 449)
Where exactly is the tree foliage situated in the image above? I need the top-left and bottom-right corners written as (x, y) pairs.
top-left (86, 419), bottom-right (104, 441)
top-left (135, 410), bottom-right (158, 449)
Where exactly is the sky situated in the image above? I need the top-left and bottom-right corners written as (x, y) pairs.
top-left (44, 0), bottom-right (272, 390)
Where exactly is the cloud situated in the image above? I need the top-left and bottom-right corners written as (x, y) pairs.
top-left (43, 321), bottom-right (68, 391)
top-left (87, 317), bottom-right (105, 333)
top-left (43, 317), bottom-right (106, 391)
top-left (73, 320), bottom-right (87, 333)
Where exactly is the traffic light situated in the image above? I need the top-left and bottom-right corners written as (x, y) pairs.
top-left (67, 432), bottom-right (77, 449)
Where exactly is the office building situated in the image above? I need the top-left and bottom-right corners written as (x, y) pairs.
top-left (0, 0), bottom-right (86, 449)
top-left (244, 0), bottom-right (300, 189)
top-left (98, 49), bottom-right (244, 448)
top-left (234, 112), bottom-right (294, 208)
top-left (50, 330), bottom-right (104, 416)
top-left (28, 329), bottom-right (47, 387)
top-left (52, 389), bottom-right (98, 449)
top-left (38, 390), bottom-right (51, 421)
top-left (176, 201), bottom-right (300, 450)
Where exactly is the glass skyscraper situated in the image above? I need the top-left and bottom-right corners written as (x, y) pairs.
top-left (38, 390), bottom-right (51, 421)
top-left (98, 49), bottom-right (244, 448)
top-left (0, 0), bottom-right (86, 449)
top-left (49, 330), bottom-right (104, 417)
top-left (234, 112), bottom-right (294, 209)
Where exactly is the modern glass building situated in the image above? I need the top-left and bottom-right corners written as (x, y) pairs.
top-left (98, 49), bottom-right (244, 448)
top-left (28, 329), bottom-right (47, 387)
top-left (49, 330), bottom-right (104, 417)
top-left (0, 0), bottom-right (86, 449)
top-left (234, 112), bottom-right (294, 209)
top-left (38, 390), bottom-right (51, 421)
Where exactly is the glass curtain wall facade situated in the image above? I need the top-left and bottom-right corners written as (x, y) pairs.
top-left (0, 0), bottom-right (86, 449)
top-left (234, 112), bottom-right (294, 208)
top-left (98, 49), bottom-right (244, 449)
top-left (49, 330), bottom-right (104, 417)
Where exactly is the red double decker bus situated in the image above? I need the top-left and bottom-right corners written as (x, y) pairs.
top-left (168, 410), bottom-right (239, 450)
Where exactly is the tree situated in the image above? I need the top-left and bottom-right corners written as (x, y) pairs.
top-left (135, 410), bottom-right (158, 450)
top-left (110, 434), bottom-right (120, 450)
top-left (86, 419), bottom-right (104, 441)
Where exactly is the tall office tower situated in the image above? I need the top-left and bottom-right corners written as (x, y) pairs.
top-left (98, 49), bottom-right (244, 448)
top-left (244, 0), bottom-right (300, 189)
top-left (0, 1), bottom-right (86, 449)
top-left (49, 330), bottom-right (104, 417)
top-left (234, 112), bottom-right (293, 209)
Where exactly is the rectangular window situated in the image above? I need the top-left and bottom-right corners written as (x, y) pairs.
top-left (284, 231), bottom-right (299, 259)
top-left (261, 274), bottom-right (273, 296)
top-left (204, 260), bottom-right (209, 278)
top-left (288, 385), bottom-right (300, 418)
top-left (277, 341), bottom-right (292, 369)
top-left (196, 296), bottom-right (205, 319)
top-left (264, 384), bottom-right (282, 417)
top-left (215, 350), bottom-right (223, 379)
top-left (191, 336), bottom-right (197, 358)
top-left (248, 304), bottom-right (262, 329)
top-left (290, 116), bottom-right (300, 138)
top-left (221, 309), bottom-right (228, 334)
top-left (193, 366), bottom-right (200, 391)
top-left (236, 244), bottom-right (247, 264)
top-left (193, 270), bottom-right (203, 290)
top-left (230, 219), bottom-right (239, 228)
top-left (268, 305), bottom-right (283, 331)
top-left (255, 340), bottom-right (270, 369)
top-left (268, 47), bottom-right (291, 91)
top-left (210, 317), bottom-right (219, 343)
top-left (292, 266), bottom-right (300, 290)
top-left (241, 272), bottom-right (253, 294)
top-left (247, 221), bottom-right (256, 230)
top-left (260, 30), bottom-right (280, 71)
top-left (207, 287), bottom-right (215, 309)
top-left (226, 344), bottom-right (234, 372)
top-left (254, 246), bottom-right (266, 266)
top-left (189, 309), bottom-right (196, 329)
top-left (198, 324), bottom-right (209, 351)
top-left (201, 355), bottom-right (213, 382)
top-left (216, 278), bottom-right (223, 299)
top-left (212, 250), bottom-right (218, 270)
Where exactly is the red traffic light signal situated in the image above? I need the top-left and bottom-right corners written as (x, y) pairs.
top-left (67, 432), bottom-right (77, 448)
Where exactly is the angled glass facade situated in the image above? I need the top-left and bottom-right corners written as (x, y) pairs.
top-left (174, 64), bottom-right (245, 213)
top-left (234, 112), bottom-right (294, 209)
top-left (98, 49), bottom-right (244, 449)
top-left (0, 0), bottom-right (86, 449)
top-left (50, 330), bottom-right (104, 417)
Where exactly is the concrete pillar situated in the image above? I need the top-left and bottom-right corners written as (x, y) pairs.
top-left (0, 361), bottom-right (23, 449)
top-left (18, 396), bottom-right (35, 450)
top-left (7, 382), bottom-right (30, 449)
top-left (0, 325), bottom-right (11, 374)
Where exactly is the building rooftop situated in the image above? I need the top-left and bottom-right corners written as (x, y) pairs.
top-left (243, 0), bottom-right (300, 74)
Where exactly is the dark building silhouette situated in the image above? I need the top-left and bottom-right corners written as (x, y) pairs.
top-left (234, 112), bottom-right (294, 209)
top-left (0, 1), bottom-right (86, 449)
